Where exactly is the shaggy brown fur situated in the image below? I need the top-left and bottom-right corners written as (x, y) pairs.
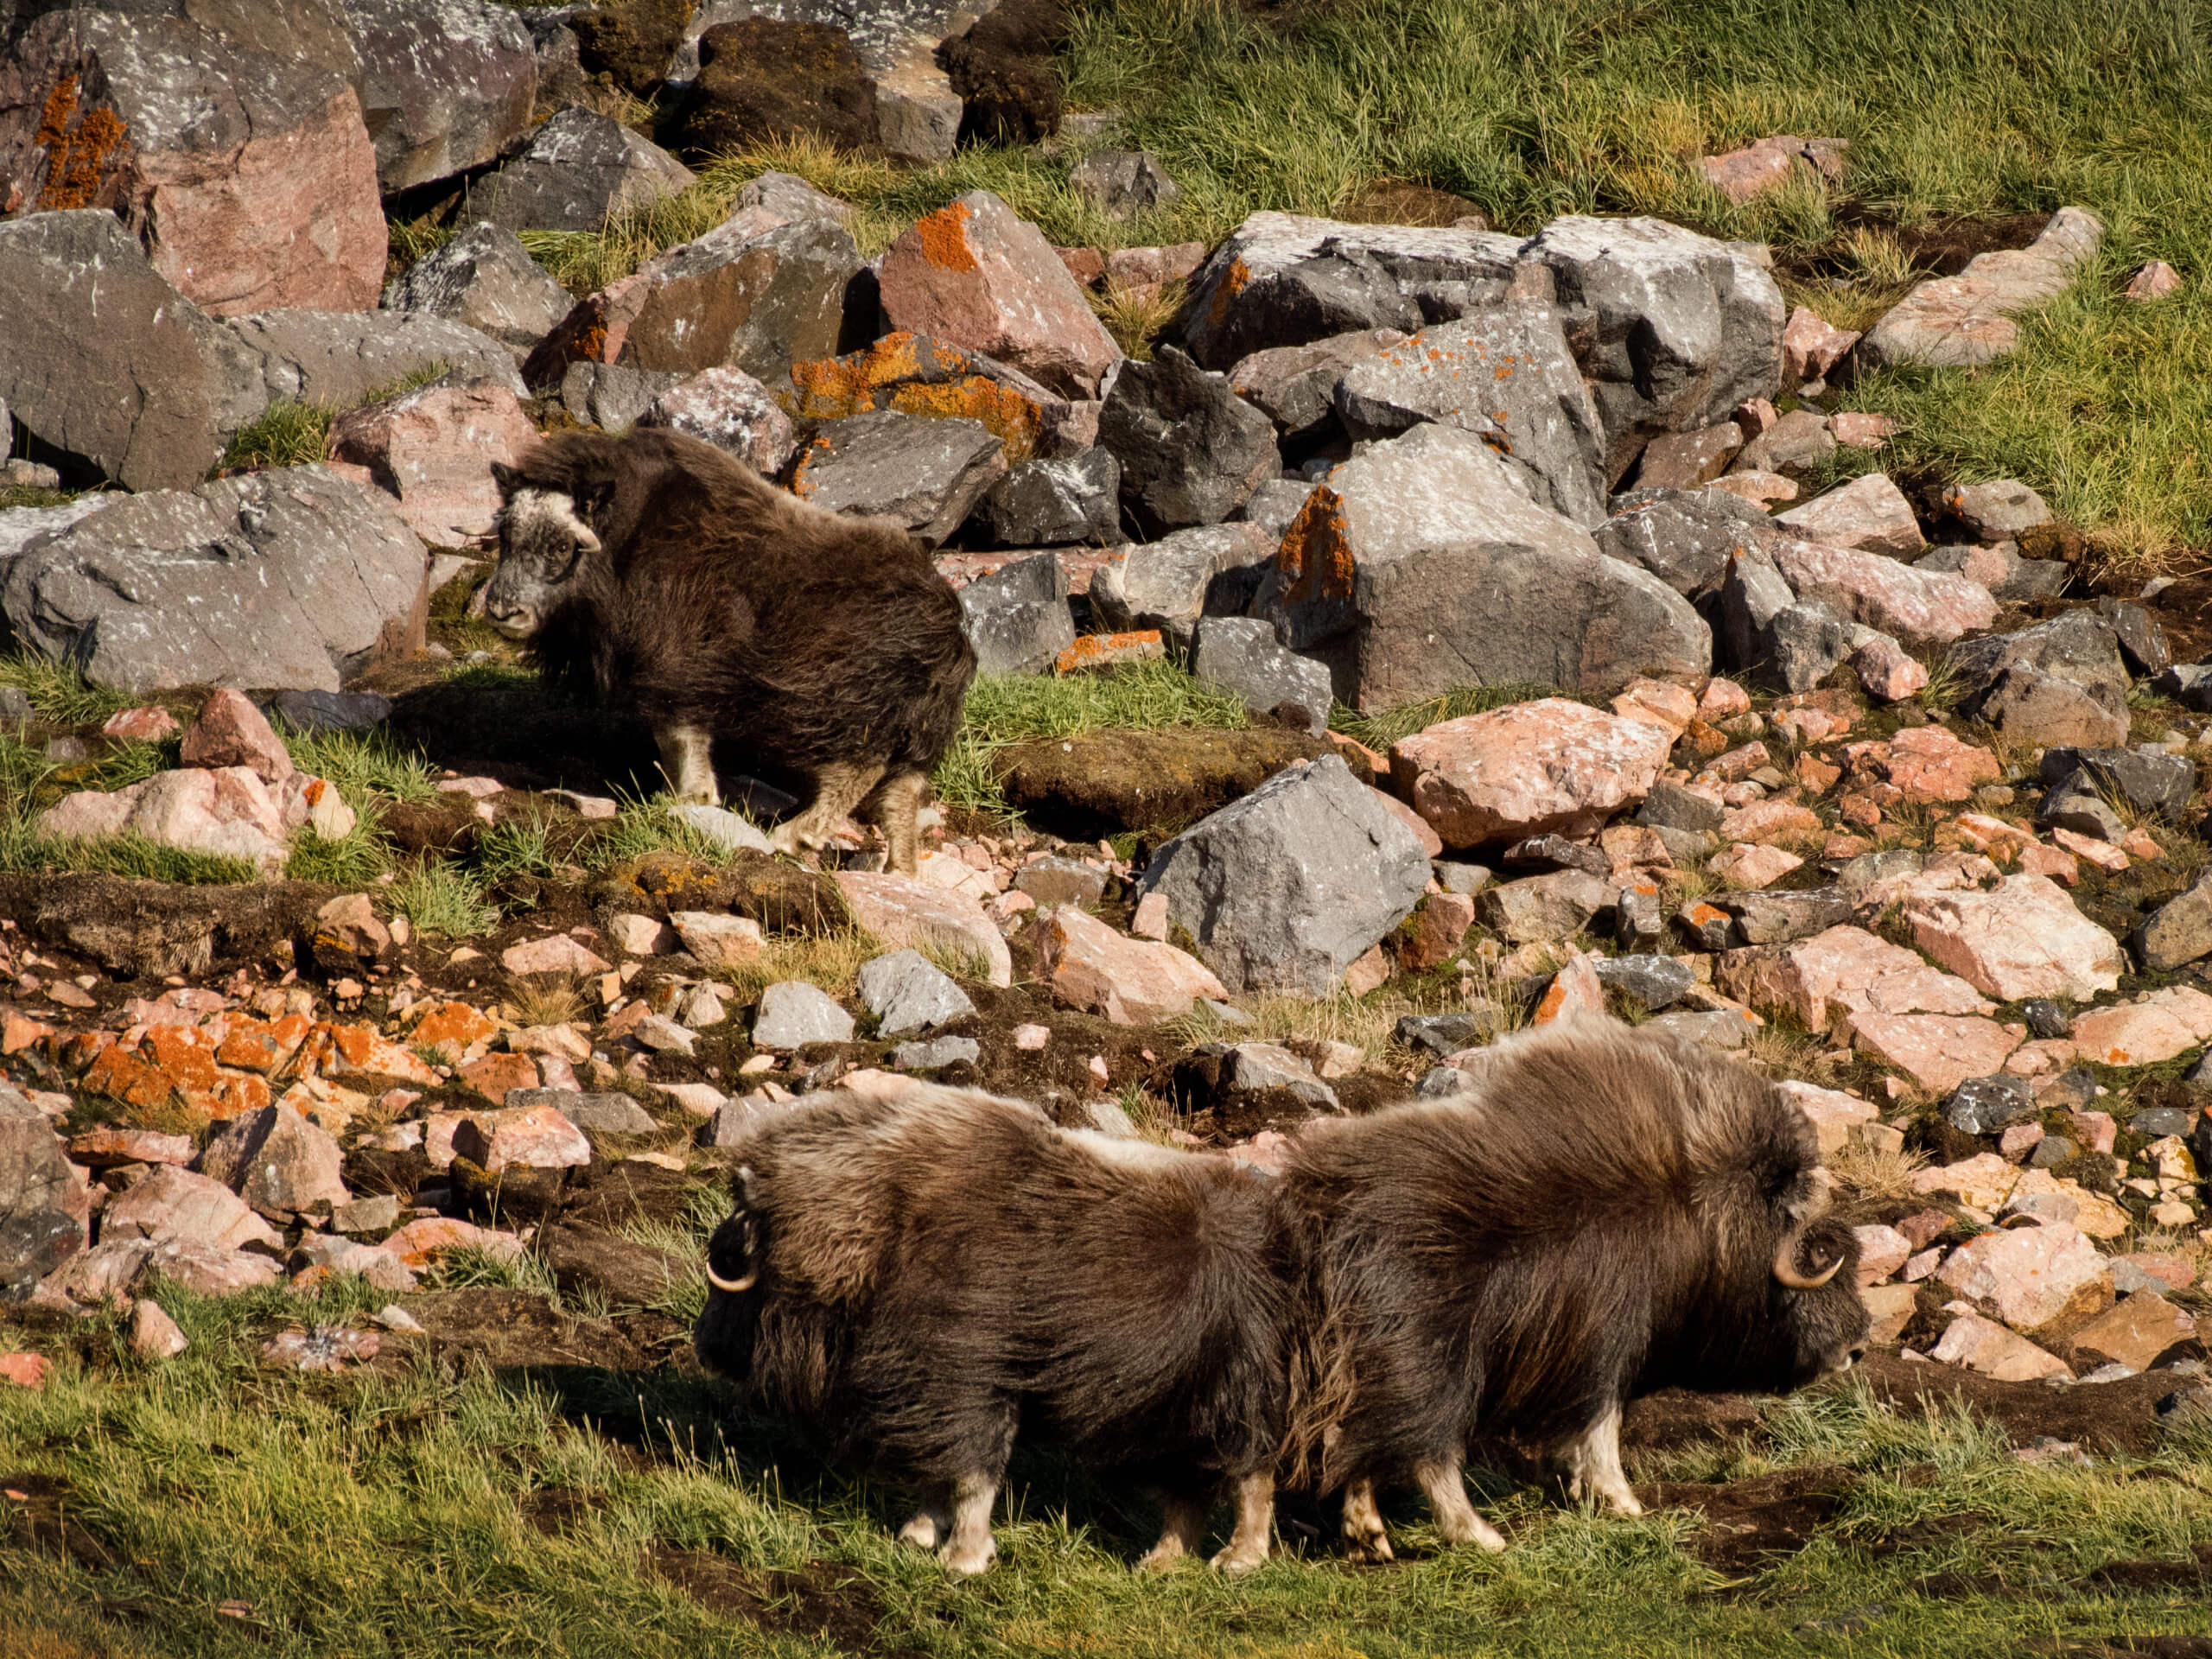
top-left (692, 1080), bottom-right (1292, 1576)
top-left (1281, 1017), bottom-right (1869, 1561)
top-left (484, 428), bottom-right (976, 872)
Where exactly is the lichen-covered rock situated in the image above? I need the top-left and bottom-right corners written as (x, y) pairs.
top-left (347, 0), bottom-right (538, 194)
top-left (382, 223), bottom-right (575, 354)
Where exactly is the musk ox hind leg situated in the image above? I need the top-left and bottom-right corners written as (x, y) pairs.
top-left (860, 769), bottom-right (930, 876)
top-left (1557, 1400), bottom-right (1641, 1516)
top-left (769, 760), bottom-right (886, 860)
top-left (941, 1471), bottom-right (1002, 1576)
top-left (1414, 1454), bottom-right (1506, 1553)
top-left (1211, 1470), bottom-right (1275, 1574)
top-left (1339, 1476), bottom-right (1393, 1564)
top-left (654, 721), bottom-right (720, 805)
top-left (1135, 1491), bottom-right (1211, 1572)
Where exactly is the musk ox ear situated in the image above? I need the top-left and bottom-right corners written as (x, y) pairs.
top-left (490, 461), bottom-right (526, 500)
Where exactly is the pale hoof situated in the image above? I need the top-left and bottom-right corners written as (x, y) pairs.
top-left (938, 1537), bottom-right (996, 1577)
top-left (1135, 1543), bottom-right (1185, 1573)
top-left (1342, 1531), bottom-right (1393, 1566)
top-left (1209, 1543), bottom-right (1268, 1575)
top-left (896, 1515), bottom-right (940, 1551)
top-left (1440, 1517), bottom-right (1509, 1554)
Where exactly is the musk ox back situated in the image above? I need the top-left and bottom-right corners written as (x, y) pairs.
top-left (483, 428), bottom-right (976, 873)
top-left (693, 1080), bottom-right (1290, 1575)
top-left (1281, 1016), bottom-right (1868, 1562)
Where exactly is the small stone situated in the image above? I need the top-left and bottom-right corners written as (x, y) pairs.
top-left (1592, 954), bottom-right (1694, 1011)
top-left (1031, 905), bottom-right (1227, 1026)
top-left (181, 689), bottom-right (296, 785)
top-left (2070, 1291), bottom-right (2196, 1373)
top-left (889, 1035), bottom-right (982, 1071)
top-left (751, 982), bottom-right (856, 1049)
top-left (2125, 261), bottom-right (2183, 302)
top-left (667, 911), bottom-right (766, 969)
top-left (1012, 1023), bottom-right (1051, 1050)
top-left (857, 949), bottom-right (977, 1037)
top-left (1931, 1313), bottom-right (2069, 1381)
top-left (500, 936), bottom-right (613, 977)
top-left (128, 1298), bottom-right (188, 1359)
top-left (0, 1352), bottom-right (52, 1389)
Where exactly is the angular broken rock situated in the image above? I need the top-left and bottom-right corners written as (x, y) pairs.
top-left (1936, 1219), bottom-right (2111, 1335)
top-left (976, 449), bottom-right (1121, 547)
top-left (2070, 1291), bottom-right (2196, 1372)
top-left (1476, 868), bottom-right (1611, 944)
top-left (667, 911), bottom-right (765, 969)
top-left (1228, 327), bottom-right (1409, 435)
top-left (954, 550), bottom-right (1075, 676)
top-left (1089, 524), bottom-right (1274, 652)
top-left (1858, 207), bottom-right (2103, 370)
top-left (1775, 473), bottom-right (1927, 559)
top-left (1098, 346), bottom-right (1280, 536)
top-left (1904, 874), bottom-right (2125, 1002)
top-left (101, 1166), bottom-right (281, 1253)
top-left (857, 948), bottom-right (976, 1037)
top-left (790, 410), bottom-right (1005, 546)
top-left (225, 307), bottom-right (526, 413)
top-left (463, 105), bottom-right (694, 233)
top-left (1719, 924), bottom-right (1993, 1035)
top-left (835, 870), bottom-right (1012, 988)
top-left (2070, 986), bottom-right (2212, 1068)
top-left (181, 690), bottom-right (294, 785)
top-left (1593, 487), bottom-right (1777, 602)
top-left (1766, 536), bottom-right (1992, 647)
top-left (2138, 870), bottom-right (2212, 973)
top-left (1945, 479), bottom-right (2051, 543)
top-left (383, 222), bottom-right (575, 354)
top-left (1522, 215), bottom-right (1786, 482)
top-left (1930, 1312), bottom-right (2069, 1382)
top-left (198, 1106), bottom-right (349, 1217)
top-left (348, 0), bottom-right (538, 194)
top-left (450, 1103), bottom-right (591, 1173)
top-left (327, 378), bottom-right (539, 545)
top-left (35, 766), bottom-right (293, 875)
top-left (1032, 905), bottom-right (1226, 1026)
top-left (878, 191), bottom-right (1121, 399)
top-left (1844, 1013), bottom-right (2021, 1093)
top-left (1135, 753), bottom-right (1431, 995)
top-left (1331, 308), bottom-right (1610, 526)
top-left (500, 935), bottom-right (613, 977)
top-left (1255, 423), bottom-right (1710, 709)
top-left (1389, 697), bottom-right (1674, 848)
top-left (752, 981), bottom-right (856, 1049)
top-left (1780, 1079), bottom-right (1878, 1155)
top-left (1782, 306), bottom-right (1860, 384)
top-left (0, 10), bottom-right (385, 315)
top-left (1947, 609), bottom-right (2132, 750)
top-left (636, 367), bottom-right (798, 476)
top-left (1190, 617), bottom-right (1334, 735)
top-left (2, 1090), bottom-right (83, 1300)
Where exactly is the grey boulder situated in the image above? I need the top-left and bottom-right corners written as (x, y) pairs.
top-left (347, 0), bottom-right (539, 193)
top-left (1947, 609), bottom-right (2132, 748)
top-left (1098, 346), bottom-right (1281, 536)
top-left (3, 466), bottom-right (429, 693)
top-left (2138, 870), bottom-right (2212, 973)
top-left (560, 361), bottom-right (684, 432)
top-left (857, 948), bottom-right (976, 1037)
top-left (226, 308), bottom-right (527, 411)
top-left (793, 410), bottom-right (1005, 546)
top-left (1068, 149), bottom-right (1183, 218)
top-left (1595, 486), bottom-right (1777, 601)
top-left (1227, 327), bottom-right (1408, 437)
top-left (1522, 215), bottom-right (1786, 484)
top-left (1189, 616), bottom-right (1334, 734)
top-left (1135, 753), bottom-right (1430, 995)
top-left (382, 222), bottom-right (575, 354)
top-left (976, 449), bottom-right (1122, 547)
top-left (0, 1087), bottom-right (80, 1301)
top-left (1475, 869), bottom-right (1611, 944)
top-left (463, 105), bottom-right (696, 233)
top-left (2037, 746), bottom-right (2195, 820)
top-left (1089, 523), bottom-right (1274, 651)
top-left (956, 550), bottom-right (1075, 676)
top-left (636, 367), bottom-right (798, 475)
top-left (1332, 306), bottom-right (1609, 527)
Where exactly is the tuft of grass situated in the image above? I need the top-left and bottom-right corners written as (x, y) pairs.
top-left (507, 976), bottom-right (586, 1029)
top-left (1332, 681), bottom-right (1569, 752)
top-left (0, 652), bottom-right (135, 726)
top-left (1088, 277), bottom-right (1186, 359)
top-left (219, 363), bottom-right (456, 475)
top-left (585, 796), bottom-right (762, 871)
top-left (279, 724), bottom-right (440, 806)
top-left (715, 928), bottom-right (878, 1005)
top-left (283, 820), bottom-right (391, 887)
top-left (385, 859), bottom-right (499, 938)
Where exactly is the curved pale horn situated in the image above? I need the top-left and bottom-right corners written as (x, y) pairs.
top-left (704, 1265), bottom-right (756, 1294)
top-left (1773, 1231), bottom-right (1842, 1290)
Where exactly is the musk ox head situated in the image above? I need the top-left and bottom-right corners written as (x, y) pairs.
top-left (483, 468), bottom-right (603, 640)
top-left (1750, 1164), bottom-right (1870, 1389)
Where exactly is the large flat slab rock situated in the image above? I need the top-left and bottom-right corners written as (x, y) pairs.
top-left (2, 466), bottom-right (428, 692)
top-left (1858, 208), bottom-right (2103, 371)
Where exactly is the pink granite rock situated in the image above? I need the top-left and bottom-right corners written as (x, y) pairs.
top-left (1853, 1224), bottom-right (1912, 1287)
top-left (2126, 260), bottom-right (2183, 302)
top-left (181, 690), bottom-right (294, 785)
top-left (667, 911), bottom-right (766, 969)
top-left (1852, 632), bottom-right (1928, 701)
top-left (101, 1165), bottom-right (282, 1251)
top-left (2071, 1291), bottom-right (2196, 1370)
top-left (449, 1103), bottom-right (590, 1173)
top-left (1930, 1312), bottom-right (2069, 1381)
top-left (1844, 1013), bottom-right (2021, 1092)
top-left (1718, 798), bottom-right (1821, 844)
top-left (835, 869), bottom-right (1012, 988)
top-left (1778, 1077), bottom-right (1878, 1154)
top-left (35, 766), bottom-right (290, 874)
top-left (2071, 986), bottom-right (2212, 1067)
top-left (103, 705), bottom-right (179, 741)
top-left (1879, 725), bottom-right (2004, 803)
top-left (1936, 1220), bottom-right (2111, 1334)
top-left (1827, 412), bottom-right (1893, 449)
top-left (1721, 925), bottom-right (1992, 1035)
top-left (1905, 873), bottom-right (2124, 1001)
top-left (1030, 904), bottom-right (1225, 1025)
top-left (1767, 537), bottom-right (1993, 647)
top-left (499, 935), bottom-right (613, 977)
top-left (1777, 473), bottom-right (1926, 557)
top-left (327, 379), bottom-right (538, 545)
top-left (1782, 305), bottom-right (1859, 382)
top-left (197, 1106), bottom-right (349, 1217)
top-left (1389, 698), bottom-right (1673, 846)
top-left (1710, 843), bottom-right (1802, 888)
top-left (1698, 135), bottom-right (1846, 203)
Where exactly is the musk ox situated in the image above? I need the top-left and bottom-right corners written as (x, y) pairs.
top-left (1281, 1017), bottom-right (1869, 1561)
top-left (482, 428), bottom-right (976, 874)
top-left (693, 1081), bottom-right (1291, 1575)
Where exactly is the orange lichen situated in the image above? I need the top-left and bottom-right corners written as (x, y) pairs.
top-left (781, 333), bottom-right (930, 419)
top-left (1208, 256), bottom-right (1252, 327)
top-left (1053, 631), bottom-right (1164, 676)
top-left (914, 200), bottom-right (979, 271)
top-left (1276, 486), bottom-right (1356, 606)
top-left (889, 380), bottom-right (1040, 462)
top-left (35, 75), bottom-right (129, 212)
top-left (781, 332), bottom-right (1044, 461)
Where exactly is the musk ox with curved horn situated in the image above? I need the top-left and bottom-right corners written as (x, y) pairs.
top-left (482, 428), bottom-right (976, 873)
top-left (1281, 1016), bottom-right (1869, 1561)
top-left (693, 1081), bottom-right (1292, 1576)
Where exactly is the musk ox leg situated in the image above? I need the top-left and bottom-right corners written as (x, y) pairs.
top-left (939, 1471), bottom-right (1000, 1576)
top-left (1210, 1471), bottom-right (1274, 1574)
top-left (655, 721), bottom-right (720, 805)
top-left (1414, 1455), bottom-right (1506, 1554)
top-left (1338, 1476), bottom-right (1393, 1564)
top-left (769, 761), bottom-right (885, 860)
top-left (897, 1484), bottom-right (954, 1552)
top-left (1135, 1492), bottom-right (1209, 1572)
top-left (861, 769), bottom-right (929, 877)
top-left (1559, 1402), bottom-right (1642, 1516)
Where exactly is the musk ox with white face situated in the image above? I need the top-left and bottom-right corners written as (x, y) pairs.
top-left (1281, 1016), bottom-right (1868, 1560)
top-left (483, 427), bottom-right (975, 874)
top-left (692, 1081), bottom-right (1292, 1576)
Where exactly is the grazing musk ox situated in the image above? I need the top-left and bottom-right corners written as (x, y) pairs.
top-left (482, 428), bottom-right (976, 873)
top-left (692, 1080), bottom-right (1291, 1575)
top-left (1281, 1017), bottom-right (1869, 1560)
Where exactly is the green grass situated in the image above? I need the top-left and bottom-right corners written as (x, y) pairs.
top-left (7, 1286), bottom-right (2212, 1657)
top-left (0, 653), bottom-right (136, 727)
top-left (385, 859), bottom-right (499, 938)
top-left (219, 363), bottom-right (456, 475)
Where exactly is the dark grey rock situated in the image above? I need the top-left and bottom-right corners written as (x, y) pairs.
top-left (1090, 523), bottom-right (1274, 650)
top-left (752, 981), bottom-right (855, 1048)
top-left (383, 222), bottom-right (574, 355)
top-left (348, 0), bottom-right (539, 194)
top-left (794, 410), bottom-right (1005, 546)
top-left (1135, 753), bottom-right (1432, 995)
top-left (1231, 477), bottom-right (1314, 541)
top-left (0, 1086), bottom-right (79, 1300)
top-left (226, 308), bottom-right (526, 409)
top-left (1638, 780), bottom-right (1727, 836)
top-left (265, 690), bottom-right (394, 734)
top-left (1224, 1042), bottom-right (1338, 1109)
top-left (2029, 1135), bottom-right (2077, 1169)
top-left (2022, 999), bottom-right (2072, 1040)
top-left (1945, 1073), bottom-right (2037, 1136)
top-left (976, 449), bottom-right (1121, 546)
top-left (1592, 953), bottom-right (1694, 1010)
top-left (2131, 1106), bottom-right (2196, 1140)
top-left (1099, 346), bottom-right (1280, 536)
top-left (559, 361), bottom-right (684, 431)
top-left (1332, 305), bottom-right (1608, 526)
top-left (1947, 609), bottom-right (2132, 749)
top-left (857, 948), bottom-right (976, 1037)
top-left (464, 105), bottom-right (695, 233)
top-left (956, 550), bottom-right (1075, 676)
top-left (2039, 1067), bottom-right (2101, 1113)
top-left (2138, 870), bottom-right (2212, 973)
top-left (2037, 778), bottom-right (2126, 844)
top-left (2038, 747), bottom-right (2195, 820)
top-left (506, 1089), bottom-right (657, 1135)
top-left (890, 1034), bottom-right (982, 1070)
top-left (2098, 598), bottom-right (2173, 678)
top-left (2156, 663), bottom-right (2212, 713)
top-left (1395, 1010), bottom-right (1497, 1057)
top-left (1068, 149), bottom-right (1182, 218)
top-left (1503, 836), bottom-right (1611, 877)
top-left (3, 467), bottom-right (427, 693)
top-left (1719, 887), bottom-right (1852, 945)
top-left (1476, 868), bottom-right (1611, 944)
top-left (1675, 901), bottom-right (1735, 952)
top-left (1189, 616), bottom-right (1333, 734)
top-left (1594, 487), bottom-right (1777, 601)
top-left (1227, 328), bottom-right (1408, 436)
top-left (1416, 1064), bottom-right (1477, 1097)
top-left (1013, 856), bottom-right (1109, 909)
top-left (1615, 881), bottom-right (1664, 944)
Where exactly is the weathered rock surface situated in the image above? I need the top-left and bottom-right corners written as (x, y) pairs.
top-left (1098, 346), bottom-right (1279, 535)
top-left (1477, 868), bottom-right (1611, 944)
top-left (0, 7), bottom-right (385, 315)
top-left (327, 378), bottom-right (537, 545)
top-left (834, 869), bottom-right (1011, 988)
top-left (1775, 473), bottom-right (1927, 558)
top-left (752, 980), bottom-right (856, 1048)
top-left (774, 328), bottom-right (1072, 467)
top-left (857, 948), bottom-right (976, 1037)
top-left (1332, 307), bottom-right (1609, 526)
top-left (878, 191), bottom-right (1121, 398)
top-left (198, 1104), bottom-right (348, 1217)
top-left (673, 16), bottom-right (878, 157)
top-left (1937, 1219), bottom-right (2112, 1335)
top-left (636, 366), bottom-right (798, 474)
top-left (1858, 207), bottom-right (2104, 370)
top-left (1767, 535), bottom-right (1993, 647)
top-left (1227, 327), bottom-right (1408, 436)
top-left (1720, 924), bottom-right (1993, 1035)
top-left (1389, 697), bottom-right (1674, 847)
top-left (953, 550), bottom-right (1074, 676)
top-left (1031, 905), bottom-right (1226, 1025)
top-left (1089, 523), bottom-right (1274, 651)
top-left (465, 105), bottom-right (693, 233)
top-left (348, 0), bottom-right (538, 194)
top-left (383, 223), bottom-right (574, 355)
top-left (1594, 487), bottom-right (1775, 601)
top-left (1135, 754), bottom-right (1431, 995)
top-left (1254, 423), bottom-right (1710, 709)
top-left (226, 308), bottom-right (526, 413)
top-left (976, 449), bottom-right (1120, 547)
top-left (2071, 986), bottom-right (2212, 1068)
top-left (1, 1090), bottom-right (80, 1300)
top-left (1190, 616), bottom-right (1334, 734)
top-left (1948, 609), bottom-right (2132, 749)
top-left (789, 409), bottom-right (1004, 545)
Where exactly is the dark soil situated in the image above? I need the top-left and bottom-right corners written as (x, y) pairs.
top-left (992, 726), bottom-right (1336, 840)
top-left (645, 1548), bottom-right (922, 1655)
top-left (676, 20), bottom-right (880, 161)
top-left (1620, 1389), bottom-right (1770, 1460)
top-left (1638, 1466), bottom-right (1853, 1572)
top-left (2083, 1546), bottom-right (2212, 1593)
top-left (1, 1471), bottom-right (112, 1571)
top-left (1844, 1352), bottom-right (2185, 1458)
top-left (391, 1287), bottom-right (675, 1374)
top-left (2146, 572), bottom-right (2212, 666)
